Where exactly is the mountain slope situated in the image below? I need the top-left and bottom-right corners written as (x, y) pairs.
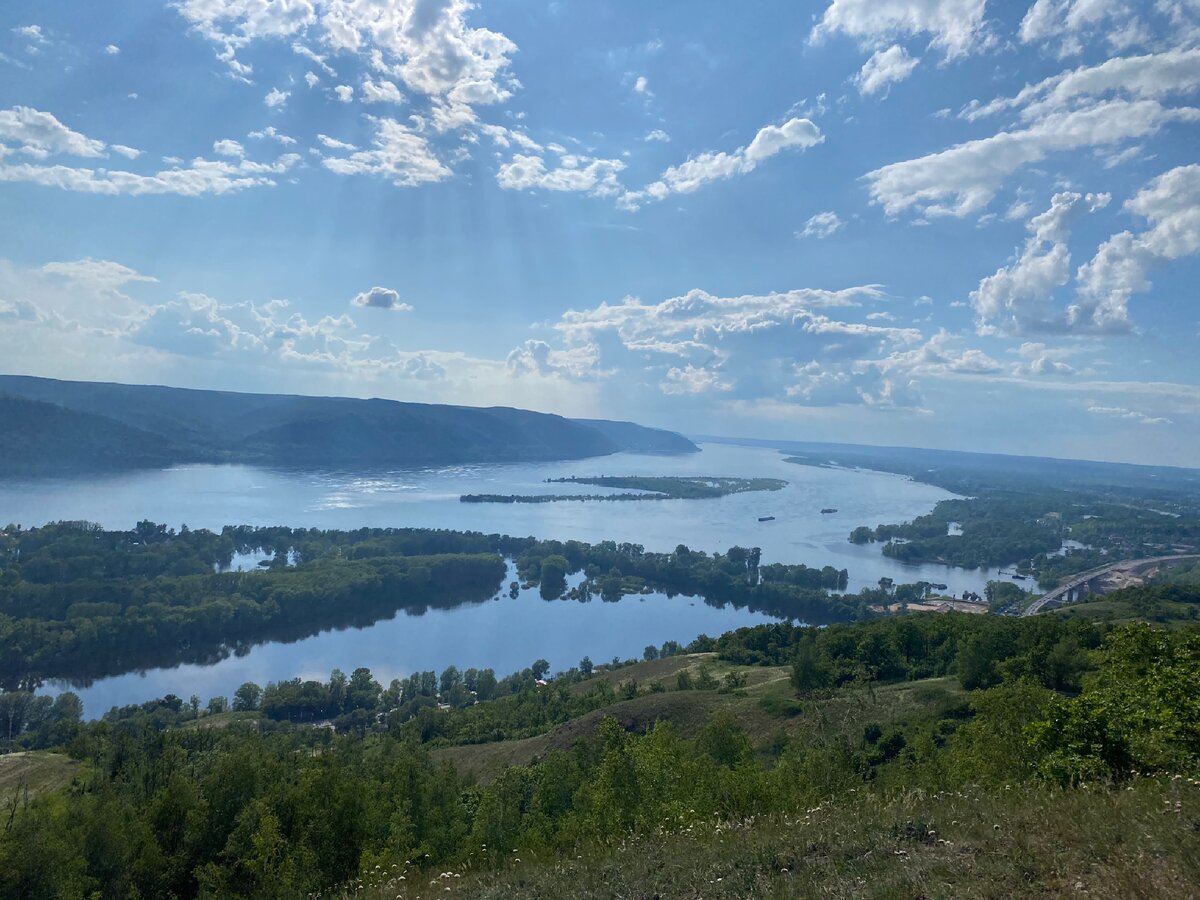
top-left (573, 417), bottom-right (698, 454)
top-left (0, 394), bottom-right (191, 474)
top-left (0, 375), bottom-right (694, 473)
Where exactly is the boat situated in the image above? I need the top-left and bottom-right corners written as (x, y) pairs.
top-left (1011, 574), bottom-right (1027, 580)
top-left (820, 508), bottom-right (837, 514)
top-left (758, 515), bottom-right (775, 522)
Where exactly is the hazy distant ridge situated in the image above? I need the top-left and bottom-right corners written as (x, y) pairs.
top-left (0, 375), bottom-right (697, 474)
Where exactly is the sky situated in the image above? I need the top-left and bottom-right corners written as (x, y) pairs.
top-left (0, 0), bottom-right (1198, 467)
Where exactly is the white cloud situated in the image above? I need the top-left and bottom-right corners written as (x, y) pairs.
top-left (248, 125), bottom-right (297, 145)
top-left (1018, 0), bottom-right (1186, 56)
top-left (798, 211), bottom-right (845, 239)
top-left (496, 153), bottom-right (625, 197)
top-left (633, 75), bottom-right (651, 95)
top-left (866, 99), bottom-right (1200, 217)
top-left (351, 286), bottom-right (412, 311)
top-left (1087, 405), bottom-right (1172, 425)
top-left (506, 339), bottom-right (601, 380)
top-left (264, 87), bottom-right (290, 108)
top-left (971, 191), bottom-right (1110, 334)
top-left (110, 144), bottom-right (142, 160)
top-left (811, 0), bottom-right (990, 59)
top-left (0, 153), bottom-right (301, 197)
top-left (1073, 164), bottom-right (1200, 332)
top-left (1011, 341), bottom-right (1076, 375)
top-left (212, 138), bottom-right (245, 158)
top-left (334, 84), bottom-right (354, 103)
top-left (855, 45), bottom-right (920, 95)
top-left (292, 41), bottom-right (336, 76)
top-left (104, 44), bottom-right (120, 55)
top-left (361, 78), bottom-right (404, 104)
top-left (305, 71), bottom-right (320, 88)
top-left (178, 0), bottom-right (519, 115)
top-left (962, 48), bottom-right (1200, 122)
top-left (661, 364), bottom-right (731, 395)
top-left (317, 133), bottom-right (357, 151)
top-left (321, 116), bottom-right (450, 187)
top-left (644, 129), bottom-right (670, 142)
top-left (621, 116), bottom-right (823, 209)
top-left (0, 106), bottom-right (106, 158)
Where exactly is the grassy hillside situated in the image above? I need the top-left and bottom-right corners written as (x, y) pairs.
top-left (0, 751), bottom-right (80, 801)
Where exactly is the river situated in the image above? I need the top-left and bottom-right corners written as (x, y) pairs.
top-left (0, 442), bottom-right (1007, 715)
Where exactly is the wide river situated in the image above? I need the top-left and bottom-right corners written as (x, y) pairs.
top-left (1, 442), bottom-right (1004, 715)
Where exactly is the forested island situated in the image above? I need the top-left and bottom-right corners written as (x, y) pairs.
top-left (461, 475), bottom-right (786, 503)
top-left (0, 521), bottom-right (864, 687)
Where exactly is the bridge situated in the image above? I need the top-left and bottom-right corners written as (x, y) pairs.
top-left (1021, 554), bottom-right (1200, 617)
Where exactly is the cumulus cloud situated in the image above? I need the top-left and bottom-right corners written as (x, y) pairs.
top-left (1010, 341), bottom-right (1076, 376)
top-left (855, 45), bottom-right (920, 95)
top-left (104, 44), bottom-right (120, 55)
top-left (0, 257), bottom-right (454, 385)
top-left (320, 116), bottom-right (450, 187)
top-left (0, 106), bottom-right (106, 158)
top-left (970, 191), bottom-right (1110, 335)
top-left (1072, 165), bottom-right (1200, 332)
top-left (866, 99), bottom-right (1199, 217)
top-left (798, 211), bottom-right (844, 239)
top-left (811, 0), bottom-right (990, 60)
top-left (212, 138), bottom-right (245, 158)
top-left (333, 84), bottom-right (354, 103)
top-left (361, 78), bottom-right (404, 104)
top-left (509, 284), bottom-right (947, 409)
top-left (497, 152), bottom-right (625, 198)
top-left (248, 125), bottom-right (296, 145)
top-left (264, 87), bottom-right (289, 108)
top-left (351, 286), bottom-right (412, 311)
top-left (177, 0), bottom-right (518, 115)
top-left (620, 116), bottom-right (823, 209)
top-left (645, 129), bottom-right (670, 142)
top-left (506, 339), bottom-right (601, 379)
top-left (1018, 0), bottom-right (1192, 56)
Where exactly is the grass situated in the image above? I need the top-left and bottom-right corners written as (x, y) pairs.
top-left (341, 776), bottom-right (1200, 899)
top-left (179, 710), bottom-right (262, 730)
top-left (434, 653), bottom-right (966, 785)
top-left (0, 751), bottom-right (81, 803)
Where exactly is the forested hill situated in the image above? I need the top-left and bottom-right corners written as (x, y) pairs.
top-left (0, 374), bottom-right (697, 474)
top-left (0, 396), bottom-right (186, 475)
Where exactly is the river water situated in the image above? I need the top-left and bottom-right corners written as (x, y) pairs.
top-left (0, 442), bottom-right (1006, 715)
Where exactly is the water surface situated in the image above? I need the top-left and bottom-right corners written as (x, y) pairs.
top-left (0, 442), bottom-right (1012, 714)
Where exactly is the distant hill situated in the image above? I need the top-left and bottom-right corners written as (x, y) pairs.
top-left (0, 375), bottom-right (695, 475)
top-left (0, 395), bottom-right (188, 475)
top-left (573, 418), bottom-right (698, 454)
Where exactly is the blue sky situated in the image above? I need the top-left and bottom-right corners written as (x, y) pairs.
top-left (0, 0), bottom-right (1198, 467)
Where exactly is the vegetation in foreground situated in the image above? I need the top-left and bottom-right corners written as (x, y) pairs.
top-left (1, 608), bottom-right (1198, 898)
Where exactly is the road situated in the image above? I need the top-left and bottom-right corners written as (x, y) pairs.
top-left (1021, 553), bottom-right (1200, 616)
